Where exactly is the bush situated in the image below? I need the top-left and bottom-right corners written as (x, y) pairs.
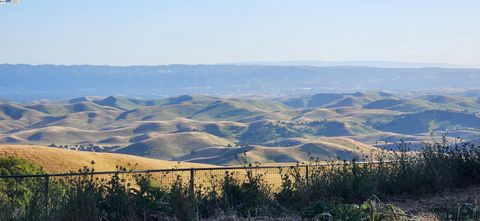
top-left (57, 165), bottom-right (175, 221)
top-left (0, 157), bottom-right (44, 221)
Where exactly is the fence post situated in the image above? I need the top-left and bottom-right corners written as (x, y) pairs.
top-left (305, 165), bottom-right (309, 187)
top-left (189, 168), bottom-right (197, 220)
top-left (352, 159), bottom-right (358, 195)
top-left (189, 168), bottom-right (195, 197)
top-left (43, 175), bottom-right (49, 219)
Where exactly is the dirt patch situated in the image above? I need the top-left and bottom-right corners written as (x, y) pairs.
top-left (388, 186), bottom-right (480, 220)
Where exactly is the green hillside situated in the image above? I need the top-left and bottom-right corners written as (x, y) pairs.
top-left (363, 98), bottom-right (437, 112)
top-left (281, 92), bottom-right (393, 109)
top-left (95, 96), bottom-right (140, 110)
top-left (374, 110), bottom-right (480, 134)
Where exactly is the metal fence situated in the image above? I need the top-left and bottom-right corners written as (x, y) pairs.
top-left (0, 164), bottom-right (311, 192)
top-left (0, 164), bottom-right (318, 219)
top-left (0, 161), bottom-right (394, 220)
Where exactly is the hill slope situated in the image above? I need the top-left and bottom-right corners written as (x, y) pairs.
top-left (176, 137), bottom-right (380, 165)
top-left (374, 110), bottom-right (480, 135)
top-left (0, 145), bottom-right (214, 173)
top-left (117, 132), bottom-right (235, 159)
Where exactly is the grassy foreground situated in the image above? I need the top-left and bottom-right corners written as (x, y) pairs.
top-left (2, 138), bottom-right (480, 220)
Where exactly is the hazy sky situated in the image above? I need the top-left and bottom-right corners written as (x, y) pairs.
top-left (0, 0), bottom-right (479, 65)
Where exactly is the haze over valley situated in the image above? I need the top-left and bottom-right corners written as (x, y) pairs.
top-left (2, 64), bottom-right (480, 101)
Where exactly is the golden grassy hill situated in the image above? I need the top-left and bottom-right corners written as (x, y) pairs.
top-left (118, 131), bottom-right (235, 159)
top-left (0, 145), bottom-right (215, 173)
top-left (245, 137), bottom-right (381, 163)
top-left (175, 137), bottom-right (382, 165)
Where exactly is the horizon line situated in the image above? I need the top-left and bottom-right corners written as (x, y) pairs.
top-left (1, 60), bottom-right (479, 69)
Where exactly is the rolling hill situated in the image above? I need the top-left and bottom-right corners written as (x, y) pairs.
top-left (0, 145), bottom-right (215, 173)
top-left (117, 132), bottom-right (235, 159)
top-left (374, 110), bottom-right (480, 135)
top-left (363, 98), bottom-right (437, 112)
top-left (175, 137), bottom-right (380, 165)
top-left (1, 93), bottom-right (480, 165)
top-left (281, 92), bottom-right (392, 109)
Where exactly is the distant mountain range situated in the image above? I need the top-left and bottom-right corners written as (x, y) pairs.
top-left (1, 64), bottom-right (480, 101)
top-left (231, 60), bottom-right (479, 68)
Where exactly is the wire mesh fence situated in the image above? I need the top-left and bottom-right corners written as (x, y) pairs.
top-left (0, 161), bottom-right (397, 220)
top-left (0, 164), bottom-right (315, 220)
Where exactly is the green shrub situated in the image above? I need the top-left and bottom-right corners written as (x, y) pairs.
top-left (57, 165), bottom-right (174, 221)
top-left (0, 157), bottom-right (44, 221)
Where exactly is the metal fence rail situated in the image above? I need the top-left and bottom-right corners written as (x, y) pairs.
top-left (0, 164), bottom-right (314, 191)
top-left (0, 160), bottom-right (392, 179)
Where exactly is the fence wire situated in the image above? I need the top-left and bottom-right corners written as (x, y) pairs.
top-left (1, 162), bottom-right (392, 220)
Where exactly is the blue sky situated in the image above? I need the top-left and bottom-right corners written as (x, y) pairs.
top-left (0, 0), bottom-right (479, 65)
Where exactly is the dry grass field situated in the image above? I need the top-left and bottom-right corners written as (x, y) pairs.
top-left (0, 145), bottom-right (215, 173)
top-left (0, 144), bottom-right (303, 190)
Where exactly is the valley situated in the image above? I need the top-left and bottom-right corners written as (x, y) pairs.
top-left (1, 92), bottom-right (479, 165)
